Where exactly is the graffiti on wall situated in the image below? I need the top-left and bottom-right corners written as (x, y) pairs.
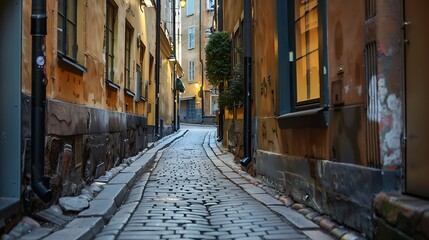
top-left (367, 75), bottom-right (403, 168)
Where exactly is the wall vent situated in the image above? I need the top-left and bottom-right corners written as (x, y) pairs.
top-left (365, 41), bottom-right (381, 168)
top-left (365, 0), bottom-right (376, 19)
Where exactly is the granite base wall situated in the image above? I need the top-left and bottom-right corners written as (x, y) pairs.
top-left (22, 95), bottom-right (148, 204)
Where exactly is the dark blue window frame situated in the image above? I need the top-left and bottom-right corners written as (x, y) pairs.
top-left (277, 0), bottom-right (329, 128)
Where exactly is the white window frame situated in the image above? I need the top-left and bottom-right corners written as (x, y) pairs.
top-left (188, 26), bottom-right (195, 49)
top-left (188, 59), bottom-right (195, 82)
top-left (187, 0), bottom-right (194, 16)
top-left (207, 0), bottom-right (214, 11)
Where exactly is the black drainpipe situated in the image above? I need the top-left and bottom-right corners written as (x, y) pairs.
top-left (241, 0), bottom-right (252, 166)
top-left (31, 0), bottom-right (52, 202)
top-left (199, 0), bottom-right (204, 122)
top-left (155, 0), bottom-right (161, 137)
top-left (172, 0), bottom-right (177, 131)
top-left (217, 0), bottom-right (224, 141)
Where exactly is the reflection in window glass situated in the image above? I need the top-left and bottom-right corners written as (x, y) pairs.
top-left (294, 0), bottom-right (319, 104)
top-left (296, 58), bottom-right (307, 102)
top-left (57, 0), bottom-right (77, 59)
top-left (308, 50), bottom-right (320, 100)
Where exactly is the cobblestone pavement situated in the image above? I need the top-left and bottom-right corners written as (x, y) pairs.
top-left (113, 127), bottom-right (310, 240)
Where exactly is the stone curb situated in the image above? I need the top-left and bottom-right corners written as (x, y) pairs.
top-left (41, 129), bottom-right (188, 240)
top-left (203, 130), bottom-right (367, 240)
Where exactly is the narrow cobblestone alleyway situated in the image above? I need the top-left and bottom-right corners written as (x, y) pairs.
top-left (96, 126), bottom-right (311, 240)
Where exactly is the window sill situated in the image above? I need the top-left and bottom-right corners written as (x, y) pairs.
top-left (277, 107), bottom-right (329, 128)
top-left (124, 88), bottom-right (136, 98)
top-left (58, 53), bottom-right (87, 75)
top-left (105, 80), bottom-right (120, 91)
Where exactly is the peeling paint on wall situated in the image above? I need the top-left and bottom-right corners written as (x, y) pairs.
top-left (356, 85), bottom-right (362, 96)
top-left (367, 75), bottom-right (380, 122)
top-left (367, 75), bottom-right (403, 168)
top-left (380, 93), bottom-right (402, 167)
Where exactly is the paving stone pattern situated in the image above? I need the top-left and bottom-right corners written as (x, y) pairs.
top-left (116, 130), bottom-right (309, 240)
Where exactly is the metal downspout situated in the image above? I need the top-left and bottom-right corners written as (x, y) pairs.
top-left (173, 0), bottom-right (177, 131)
top-left (241, 0), bottom-right (252, 166)
top-left (155, 0), bottom-right (161, 137)
top-left (31, 0), bottom-right (52, 202)
top-left (217, 0), bottom-right (224, 141)
top-left (200, 0), bottom-right (204, 122)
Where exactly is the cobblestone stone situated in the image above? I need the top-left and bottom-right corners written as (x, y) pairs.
top-left (100, 127), bottom-right (311, 239)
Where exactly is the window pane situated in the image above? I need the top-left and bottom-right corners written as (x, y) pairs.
top-left (57, 16), bottom-right (65, 53)
top-left (67, 22), bottom-right (75, 57)
top-left (295, 18), bottom-right (306, 58)
top-left (308, 50), bottom-right (320, 100)
top-left (295, 0), bottom-right (305, 20)
top-left (140, 43), bottom-right (144, 63)
top-left (309, 0), bottom-right (318, 11)
top-left (188, 27), bottom-right (195, 49)
top-left (187, 0), bottom-right (194, 15)
top-left (294, 0), bottom-right (319, 104)
top-left (296, 57), bottom-right (307, 102)
top-left (295, 0), bottom-right (318, 20)
top-left (67, 0), bottom-right (76, 23)
top-left (188, 60), bottom-right (195, 82)
top-left (207, 0), bottom-right (214, 9)
top-left (108, 31), bottom-right (114, 54)
top-left (58, 0), bottom-right (65, 15)
top-left (308, 8), bottom-right (318, 53)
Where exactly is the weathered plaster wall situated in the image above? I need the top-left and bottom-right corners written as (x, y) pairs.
top-left (251, 0), bottom-right (329, 159)
top-left (20, 0), bottom-right (179, 205)
top-left (370, 0), bottom-right (404, 169)
top-left (180, 0), bottom-right (200, 110)
top-left (180, 0), bottom-right (215, 118)
top-left (327, 1), bottom-right (367, 166)
top-left (157, 29), bottom-right (175, 136)
top-left (222, 0), bottom-right (243, 37)
top-left (251, 1), bottom-right (281, 155)
top-left (224, 107), bottom-right (244, 158)
top-left (219, 0), bottom-right (245, 158)
top-left (328, 0), bottom-right (365, 106)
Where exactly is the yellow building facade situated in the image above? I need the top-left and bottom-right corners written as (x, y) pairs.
top-left (20, 0), bottom-right (178, 204)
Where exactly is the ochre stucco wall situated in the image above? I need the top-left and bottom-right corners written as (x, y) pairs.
top-left (22, 0), bottom-right (169, 117)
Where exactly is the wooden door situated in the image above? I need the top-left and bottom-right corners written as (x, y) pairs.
top-left (405, 0), bottom-right (429, 198)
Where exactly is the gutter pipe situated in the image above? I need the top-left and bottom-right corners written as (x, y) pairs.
top-left (200, 0), bottom-right (204, 122)
top-left (155, 0), bottom-right (161, 137)
top-left (173, 0), bottom-right (177, 131)
top-left (31, 0), bottom-right (52, 202)
top-left (241, 0), bottom-right (252, 166)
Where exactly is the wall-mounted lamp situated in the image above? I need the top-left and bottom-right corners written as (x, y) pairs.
top-left (180, 0), bottom-right (186, 8)
top-left (211, 18), bottom-right (217, 32)
top-left (194, 83), bottom-right (200, 89)
top-left (140, 0), bottom-right (155, 9)
top-left (168, 55), bottom-right (176, 62)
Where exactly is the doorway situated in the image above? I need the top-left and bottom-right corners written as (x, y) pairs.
top-left (0, 0), bottom-right (22, 228)
top-left (404, 0), bottom-right (429, 198)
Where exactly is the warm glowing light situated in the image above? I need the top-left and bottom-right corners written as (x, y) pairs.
top-left (194, 83), bottom-right (200, 89)
top-left (180, 0), bottom-right (186, 8)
